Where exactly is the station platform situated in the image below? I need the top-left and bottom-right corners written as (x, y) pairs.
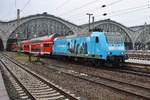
top-left (0, 70), bottom-right (9, 100)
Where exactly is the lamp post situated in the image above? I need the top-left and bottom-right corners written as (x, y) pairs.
top-left (86, 13), bottom-right (93, 32)
top-left (17, 9), bottom-right (20, 30)
top-left (92, 16), bottom-right (95, 30)
top-left (16, 9), bottom-right (20, 42)
top-left (86, 5), bottom-right (106, 32)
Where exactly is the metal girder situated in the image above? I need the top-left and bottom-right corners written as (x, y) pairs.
top-left (10, 18), bottom-right (77, 39)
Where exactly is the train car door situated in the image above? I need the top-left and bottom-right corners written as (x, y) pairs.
top-left (90, 36), bottom-right (96, 56)
top-left (94, 36), bottom-right (101, 55)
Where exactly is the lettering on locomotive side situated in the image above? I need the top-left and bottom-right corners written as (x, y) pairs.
top-left (67, 42), bottom-right (88, 54)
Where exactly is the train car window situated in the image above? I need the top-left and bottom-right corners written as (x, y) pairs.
top-left (68, 42), bottom-right (70, 46)
top-left (104, 32), bottom-right (124, 44)
top-left (96, 37), bottom-right (99, 43)
top-left (24, 45), bottom-right (27, 49)
top-left (43, 44), bottom-right (50, 47)
top-left (31, 48), bottom-right (40, 52)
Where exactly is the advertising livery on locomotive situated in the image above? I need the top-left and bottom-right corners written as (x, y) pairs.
top-left (53, 31), bottom-right (126, 63)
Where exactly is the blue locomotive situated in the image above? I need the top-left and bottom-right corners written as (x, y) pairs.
top-left (53, 31), bottom-right (127, 63)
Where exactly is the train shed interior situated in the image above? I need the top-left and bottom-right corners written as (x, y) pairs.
top-left (0, 38), bottom-right (4, 51)
top-left (6, 39), bottom-right (16, 51)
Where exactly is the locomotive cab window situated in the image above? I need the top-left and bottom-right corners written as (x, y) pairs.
top-left (43, 43), bottom-right (50, 47)
top-left (68, 42), bottom-right (70, 46)
top-left (96, 37), bottom-right (99, 43)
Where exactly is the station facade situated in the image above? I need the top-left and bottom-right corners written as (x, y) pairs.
top-left (0, 13), bottom-right (150, 50)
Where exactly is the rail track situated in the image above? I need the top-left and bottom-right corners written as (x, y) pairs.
top-left (4, 52), bottom-right (150, 77)
top-left (0, 53), bottom-right (79, 100)
top-left (34, 62), bottom-right (150, 99)
top-left (125, 61), bottom-right (150, 68)
top-left (119, 62), bottom-right (150, 77)
top-left (2, 53), bottom-right (150, 100)
top-left (127, 50), bottom-right (150, 61)
top-left (2, 52), bottom-right (150, 99)
top-left (55, 57), bottom-right (150, 78)
top-left (50, 55), bottom-right (150, 78)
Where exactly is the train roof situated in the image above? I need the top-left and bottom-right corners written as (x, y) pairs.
top-left (30, 33), bottom-right (59, 42)
top-left (55, 31), bottom-right (104, 40)
top-left (55, 31), bottom-right (122, 40)
top-left (20, 40), bottom-right (31, 43)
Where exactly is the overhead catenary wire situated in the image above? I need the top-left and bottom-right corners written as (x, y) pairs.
top-left (20, 0), bottom-right (32, 12)
top-left (107, 0), bottom-right (123, 6)
top-left (73, 8), bottom-right (150, 25)
top-left (70, 4), bottom-right (150, 25)
top-left (1, 0), bottom-right (32, 20)
top-left (0, 0), bottom-right (19, 21)
top-left (1, 0), bottom-right (149, 25)
top-left (64, 4), bottom-right (105, 19)
top-left (58, 0), bottom-right (101, 16)
top-left (66, 4), bottom-right (148, 22)
top-left (106, 7), bottom-right (150, 18)
top-left (107, 4), bottom-right (148, 15)
top-left (94, 6), bottom-right (150, 24)
top-left (65, 0), bottom-right (149, 24)
top-left (0, 0), bottom-right (31, 34)
top-left (63, 0), bottom-right (124, 19)
top-left (51, 0), bottom-right (70, 13)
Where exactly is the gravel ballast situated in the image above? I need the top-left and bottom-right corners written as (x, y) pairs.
top-left (4, 52), bottom-right (150, 100)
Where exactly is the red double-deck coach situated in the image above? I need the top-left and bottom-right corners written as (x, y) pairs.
top-left (20, 40), bottom-right (31, 53)
top-left (20, 33), bottom-right (58, 56)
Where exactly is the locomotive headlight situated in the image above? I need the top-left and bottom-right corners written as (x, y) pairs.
top-left (121, 52), bottom-right (124, 55)
top-left (108, 52), bottom-right (112, 55)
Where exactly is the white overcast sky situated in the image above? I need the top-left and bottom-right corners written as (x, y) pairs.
top-left (0, 0), bottom-right (150, 26)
